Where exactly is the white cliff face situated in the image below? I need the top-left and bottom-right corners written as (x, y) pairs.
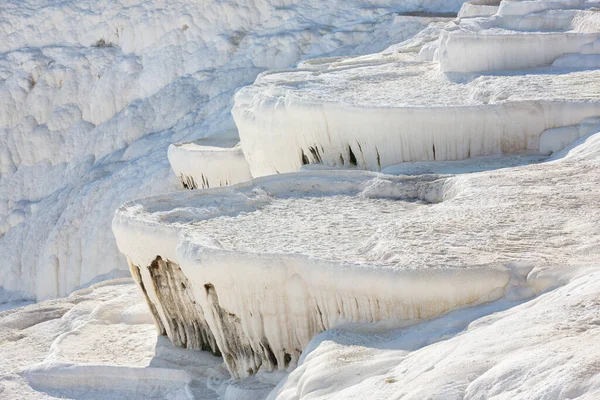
top-left (111, 172), bottom-right (499, 378)
top-left (457, 0), bottom-right (501, 18)
top-left (1, 0), bottom-right (468, 302)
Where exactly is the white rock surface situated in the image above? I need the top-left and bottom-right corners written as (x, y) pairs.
top-left (458, 0), bottom-right (501, 18)
top-left (4, 0), bottom-right (600, 398)
top-left (539, 116), bottom-right (600, 154)
top-left (552, 52), bottom-right (600, 68)
top-left (440, 2), bottom-right (600, 72)
top-left (0, 279), bottom-right (229, 399)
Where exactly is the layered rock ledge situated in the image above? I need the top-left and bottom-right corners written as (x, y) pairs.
top-left (233, 0), bottom-right (600, 177)
top-left (168, 139), bottom-right (252, 190)
top-left (113, 131), bottom-right (600, 378)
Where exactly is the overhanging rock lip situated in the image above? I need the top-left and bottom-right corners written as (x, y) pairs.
top-left (167, 140), bottom-right (252, 190)
top-left (177, 235), bottom-right (513, 312)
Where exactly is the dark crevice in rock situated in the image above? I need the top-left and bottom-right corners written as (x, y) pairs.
top-left (348, 145), bottom-right (357, 166)
top-left (356, 141), bottom-right (365, 167)
top-left (204, 283), bottom-right (263, 378)
top-left (131, 264), bottom-right (166, 335)
top-left (179, 173), bottom-right (214, 190)
top-left (284, 352), bottom-right (292, 368)
top-left (147, 256), bottom-right (220, 355)
top-left (314, 303), bottom-right (326, 331)
top-left (309, 145), bottom-right (322, 163)
top-left (301, 149), bottom-right (310, 165)
top-left (200, 173), bottom-right (210, 189)
top-left (259, 339), bottom-right (278, 369)
top-left (180, 174), bottom-right (198, 190)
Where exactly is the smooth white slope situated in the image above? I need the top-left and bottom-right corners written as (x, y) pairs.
top-left (0, 279), bottom-right (229, 400)
top-left (272, 270), bottom-right (600, 400)
top-left (1, 0), bottom-right (468, 302)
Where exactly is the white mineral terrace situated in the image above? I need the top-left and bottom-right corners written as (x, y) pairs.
top-left (233, 1), bottom-right (600, 177)
top-left (111, 0), bottom-right (600, 387)
top-left (457, 0), bottom-right (501, 18)
top-left (233, 53), bottom-right (600, 176)
top-left (436, 6), bottom-right (600, 72)
top-left (168, 139), bottom-right (252, 190)
top-left (113, 130), bottom-right (600, 378)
